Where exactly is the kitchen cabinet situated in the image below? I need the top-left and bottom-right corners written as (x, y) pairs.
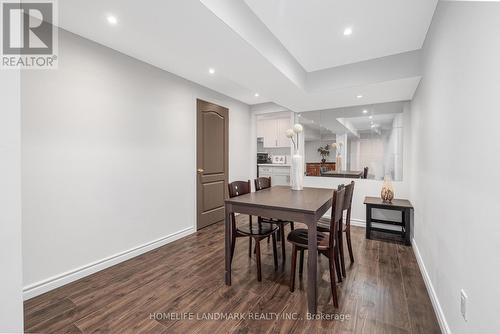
top-left (277, 118), bottom-right (292, 148)
top-left (257, 117), bottom-right (291, 148)
top-left (258, 165), bottom-right (290, 186)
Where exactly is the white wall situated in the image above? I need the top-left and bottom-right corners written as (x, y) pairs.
top-left (0, 70), bottom-right (24, 331)
top-left (21, 29), bottom-right (252, 298)
top-left (410, 2), bottom-right (500, 333)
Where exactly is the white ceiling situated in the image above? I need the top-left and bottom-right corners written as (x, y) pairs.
top-left (244, 0), bottom-right (438, 71)
top-left (57, 0), bottom-right (437, 112)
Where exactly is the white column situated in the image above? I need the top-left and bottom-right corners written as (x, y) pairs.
top-left (0, 69), bottom-right (24, 332)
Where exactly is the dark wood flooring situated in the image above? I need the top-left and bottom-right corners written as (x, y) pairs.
top-left (24, 217), bottom-right (441, 333)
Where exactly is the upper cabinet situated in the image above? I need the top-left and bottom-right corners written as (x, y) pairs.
top-left (257, 114), bottom-right (292, 148)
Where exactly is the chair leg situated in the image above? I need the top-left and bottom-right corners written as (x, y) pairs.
top-left (248, 237), bottom-right (252, 258)
top-left (255, 239), bottom-right (262, 282)
top-left (298, 249), bottom-right (304, 276)
top-left (346, 226), bottom-right (354, 263)
top-left (280, 225), bottom-right (286, 264)
top-left (339, 224), bottom-right (346, 277)
top-left (334, 243), bottom-right (342, 283)
top-left (290, 222), bottom-right (295, 230)
top-left (290, 245), bottom-right (297, 292)
top-left (272, 233), bottom-right (278, 270)
top-left (328, 253), bottom-right (339, 308)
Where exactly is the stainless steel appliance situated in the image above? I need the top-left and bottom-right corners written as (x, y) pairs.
top-left (257, 152), bottom-right (270, 164)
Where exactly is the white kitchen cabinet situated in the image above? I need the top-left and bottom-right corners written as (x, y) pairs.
top-left (257, 117), bottom-right (291, 148)
top-left (258, 165), bottom-right (290, 186)
top-left (277, 118), bottom-right (292, 148)
top-left (261, 119), bottom-right (278, 148)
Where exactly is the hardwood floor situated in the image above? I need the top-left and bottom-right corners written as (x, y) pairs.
top-left (24, 217), bottom-right (441, 334)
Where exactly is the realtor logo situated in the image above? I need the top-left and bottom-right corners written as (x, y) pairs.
top-left (1, 0), bottom-right (58, 69)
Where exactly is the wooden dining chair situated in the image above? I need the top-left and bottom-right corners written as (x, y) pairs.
top-left (317, 181), bottom-right (355, 278)
top-left (254, 177), bottom-right (295, 264)
top-left (363, 167), bottom-right (369, 179)
top-left (228, 180), bottom-right (278, 281)
top-left (287, 185), bottom-right (346, 308)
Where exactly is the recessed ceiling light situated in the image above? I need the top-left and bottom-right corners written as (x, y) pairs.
top-left (254, 93), bottom-right (259, 97)
top-left (371, 124), bottom-right (376, 128)
top-left (344, 27), bottom-right (353, 36)
top-left (208, 68), bottom-right (215, 74)
top-left (357, 95), bottom-right (363, 99)
top-left (107, 15), bottom-right (118, 25)
top-left (362, 109), bottom-right (368, 114)
top-left (369, 115), bottom-right (373, 119)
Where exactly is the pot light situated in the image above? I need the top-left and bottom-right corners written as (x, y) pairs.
top-left (208, 68), bottom-right (215, 74)
top-left (254, 93), bottom-right (259, 97)
top-left (362, 109), bottom-right (368, 114)
top-left (107, 15), bottom-right (118, 25)
top-left (344, 27), bottom-right (353, 36)
top-left (357, 95), bottom-right (363, 99)
top-left (369, 115), bottom-right (373, 119)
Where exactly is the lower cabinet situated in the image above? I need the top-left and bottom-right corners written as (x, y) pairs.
top-left (258, 165), bottom-right (290, 186)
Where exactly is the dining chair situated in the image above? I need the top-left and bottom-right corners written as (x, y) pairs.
top-left (317, 181), bottom-right (355, 278)
top-left (363, 167), bottom-right (369, 179)
top-left (228, 180), bottom-right (278, 281)
top-left (287, 185), bottom-right (346, 308)
top-left (254, 177), bottom-right (295, 264)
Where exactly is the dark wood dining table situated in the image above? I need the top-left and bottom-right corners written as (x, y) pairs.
top-left (224, 186), bottom-right (334, 314)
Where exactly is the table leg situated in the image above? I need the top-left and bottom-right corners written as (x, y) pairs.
top-left (225, 203), bottom-right (232, 285)
top-left (365, 205), bottom-right (372, 239)
top-left (306, 215), bottom-right (318, 314)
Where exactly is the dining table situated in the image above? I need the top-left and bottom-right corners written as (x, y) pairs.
top-left (224, 185), bottom-right (334, 314)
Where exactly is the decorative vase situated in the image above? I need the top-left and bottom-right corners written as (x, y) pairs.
top-left (381, 175), bottom-right (394, 203)
top-left (291, 151), bottom-right (304, 191)
top-left (335, 154), bottom-right (342, 172)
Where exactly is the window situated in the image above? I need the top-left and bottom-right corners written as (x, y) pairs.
top-left (298, 102), bottom-right (406, 181)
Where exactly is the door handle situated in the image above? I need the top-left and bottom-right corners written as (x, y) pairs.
top-left (197, 168), bottom-right (204, 174)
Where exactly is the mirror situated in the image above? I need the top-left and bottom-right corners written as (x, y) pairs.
top-left (298, 101), bottom-right (406, 181)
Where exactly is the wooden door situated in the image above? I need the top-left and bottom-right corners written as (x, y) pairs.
top-left (197, 99), bottom-right (229, 230)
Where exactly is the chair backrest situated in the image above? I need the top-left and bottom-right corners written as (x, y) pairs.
top-left (363, 167), bottom-right (369, 179)
top-left (227, 180), bottom-right (252, 230)
top-left (254, 177), bottom-right (271, 191)
top-left (329, 186), bottom-right (346, 240)
top-left (343, 181), bottom-right (355, 211)
top-left (228, 180), bottom-right (251, 198)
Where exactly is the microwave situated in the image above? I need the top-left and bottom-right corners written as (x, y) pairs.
top-left (257, 152), bottom-right (270, 164)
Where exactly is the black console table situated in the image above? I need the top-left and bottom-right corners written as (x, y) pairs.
top-left (363, 197), bottom-right (413, 245)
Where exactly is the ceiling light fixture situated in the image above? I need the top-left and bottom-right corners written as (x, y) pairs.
top-left (369, 115), bottom-right (373, 119)
top-left (254, 93), bottom-right (259, 97)
top-left (344, 27), bottom-right (353, 36)
top-left (362, 109), bottom-right (368, 114)
top-left (208, 68), bottom-right (215, 74)
top-left (357, 95), bottom-right (363, 99)
top-left (107, 15), bottom-right (118, 25)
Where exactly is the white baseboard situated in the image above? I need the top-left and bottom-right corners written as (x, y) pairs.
top-left (348, 218), bottom-right (366, 228)
top-left (23, 226), bottom-right (195, 300)
top-left (412, 238), bottom-right (451, 334)
top-left (321, 214), bottom-right (366, 228)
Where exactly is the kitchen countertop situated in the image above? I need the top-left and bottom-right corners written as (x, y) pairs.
top-left (257, 163), bottom-right (291, 167)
